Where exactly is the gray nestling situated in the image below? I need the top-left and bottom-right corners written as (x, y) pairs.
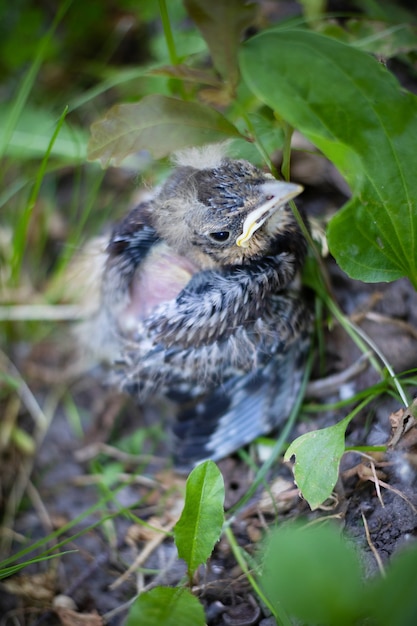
top-left (98, 144), bottom-right (312, 469)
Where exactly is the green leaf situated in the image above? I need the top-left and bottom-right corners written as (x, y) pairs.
top-left (10, 426), bottom-right (36, 455)
top-left (125, 587), bottom-right (205, 626)
top-left (87, 94), bottom-right (243, 166)
top-left (174, 460), bottom-right (224, 578)
top-left (261, 522), bottom-right (364, 625)
top-left (367, 542), bottom-right (417, 626)
top-left (284, 416), bottom-right (351, 510)
top-left (184, 0), bottom-right (257, 90)
top-left (0, 104), bottom-right (87, 162)
top-left (240, 29), bottom-right (417, 287)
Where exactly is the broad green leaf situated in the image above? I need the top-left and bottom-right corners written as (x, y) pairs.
top-left (261, 523), bottom-right (364, 625)
top-left (240, 30), bottom-right (417, 287)
top-left (367, 542), bottom-right (417, 626)
top-left (0, 104), bottom-right (87, 162)
top-left (174, 460), bottom-right (224, 577)
top-left (125, 587), bottom-right (205, 626)
top-left (284, 416), bottom-right (351, 510)
top-left (88, 94), bottom-right (243, 166)
top-left (184, 0), bottom-right (257, 90)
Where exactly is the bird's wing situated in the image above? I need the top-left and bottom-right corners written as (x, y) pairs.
top-left (107, 204), bottom-right (160, 269)
top-left (145, 254), bottom-right (297, 349)
top-left (118, 289), bottom-right (311, 398)
top-left (83, 202), bottom-right (159, 362)
top-left (171, 333), bottom-right (309, 470)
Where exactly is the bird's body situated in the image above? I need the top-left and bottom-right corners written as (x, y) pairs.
top-left (96, 145), bottom-right (312, 469)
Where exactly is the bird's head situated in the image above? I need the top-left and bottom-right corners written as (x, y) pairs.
top-left (151, 151), bottom-right (304, 269)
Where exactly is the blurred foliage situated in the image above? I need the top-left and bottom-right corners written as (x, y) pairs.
top-left (261, 521), bottom-right (417, 626)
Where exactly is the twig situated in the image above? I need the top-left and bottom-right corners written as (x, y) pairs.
top-left (74, 442), bottom-right (162, 466)
top-left (0, 304), bottom-right (84, 321)
top-left (109, 517), bottom-right (178, 590)
top-left (361, 512), bottom-right (386, 577)
top-left (26, 480), bottom-right (55, 534)
top-left (71, 473), bottom-right (160, 489)
top-left (0, 351), bottom-right (58, 553)
top-left (368, 476), bottom-right (417, 515)
top-left (370, 461), bottom-right (385, 508)
top-left (355, 310), bottom-right (417, 341)
top-left (306, 352), bottom-right (371, 398)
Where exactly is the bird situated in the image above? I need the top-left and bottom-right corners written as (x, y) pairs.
top-left (94, 144), bottom-right (312, 470)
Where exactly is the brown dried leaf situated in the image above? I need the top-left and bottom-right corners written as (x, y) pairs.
top-left (198, 86), bottom-right (235, 107)
top-left (54, 607), bottom-right (103, 626)
top-left (125, 516), bottom-right (167, 544)
top-left (256, 476), bottom-right (298, 515)
top-left (387, 398), bottom-right (417, 450)
top-left (2, 570), bottom-right (56, 604)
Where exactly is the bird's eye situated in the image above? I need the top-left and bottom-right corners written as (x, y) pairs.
top-left (209, 231), bottom-right (230, 243)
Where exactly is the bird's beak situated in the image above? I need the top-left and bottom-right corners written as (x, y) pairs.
top-left (236, 181), bottom-right (303, 248)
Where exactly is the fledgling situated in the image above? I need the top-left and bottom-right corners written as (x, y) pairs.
top-left (96, 144), bottom-right (312, 469)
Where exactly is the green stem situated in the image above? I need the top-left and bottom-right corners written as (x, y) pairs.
top-left (281, 122), bottom-right (293, 182)
top-left (158, 0), bottom-right (179, 64)
top-left (345, 445), bottom-right (386, 453)
top-left (291, 192), bottom-right (408, 409)
top-left (158, 0), bottom-right (186, 99)
top-left (11, 106), bottom-right (69, 285)
top-left (326, 297), bottom-right (409, 407)
top-left (224, 526), bottom-right (293, 626)
top-left (237, 107), bottom-right (278, 175)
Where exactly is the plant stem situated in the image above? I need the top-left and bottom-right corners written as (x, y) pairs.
top-left (158, 0), bottom-right (186, 99)
top-left (158, 0), bottom-right (180, 65)
top-left (326, 297), bottom-right (409, 407)
top-left (281, 121), bottom-right (293, 182)
top-left (236, 107), bottom-right (278, 175)
top-left (11, 107), bottom-right (69, 285)
top-left (224, 526), bottom-right (293, 626)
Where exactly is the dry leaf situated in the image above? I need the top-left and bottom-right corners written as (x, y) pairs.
top-left (387, 398), bottom-right (417, 450)
top-left (2, 570), bottom-right (56, 604)
top-left (54, 607), bottom-right (103, 626)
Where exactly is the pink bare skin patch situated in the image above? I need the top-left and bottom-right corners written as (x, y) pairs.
top-left (120, 242), bottom-right (198, 333)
